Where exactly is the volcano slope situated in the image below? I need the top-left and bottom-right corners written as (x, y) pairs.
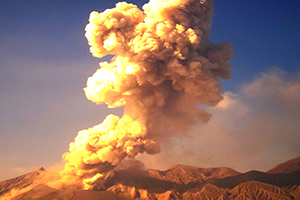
top-left (0, 156), bottom-right (299, 200)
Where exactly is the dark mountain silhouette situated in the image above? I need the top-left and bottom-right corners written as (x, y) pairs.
top-left (0, 156), bottom-right (299, 199)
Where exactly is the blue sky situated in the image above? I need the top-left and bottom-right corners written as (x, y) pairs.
top-left (0, 0), bottom-right (300, 181)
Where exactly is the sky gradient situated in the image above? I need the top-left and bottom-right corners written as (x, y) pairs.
top-left (1, 0), bottom-right (300, 181)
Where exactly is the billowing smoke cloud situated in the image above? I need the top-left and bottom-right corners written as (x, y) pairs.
top-left (142, 68), bottom-right (300, 172)
top-left (58, 0), bottom-right (232, 190)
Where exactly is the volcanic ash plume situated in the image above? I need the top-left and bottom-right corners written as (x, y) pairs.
top-left (59, 0), bottom-right (233, 190)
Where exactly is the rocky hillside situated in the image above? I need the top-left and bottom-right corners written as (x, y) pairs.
top-left (146, 164), bottom-right (241, 184)
top-left (267, 156), bottom-right (300, 174)
top-left (0, 167), bottom-right (45, 197)
top-left (0, 157), bottom-right (299, 200)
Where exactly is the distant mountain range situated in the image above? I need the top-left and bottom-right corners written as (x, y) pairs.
top-left (1, 156), bottom-right (300, 199)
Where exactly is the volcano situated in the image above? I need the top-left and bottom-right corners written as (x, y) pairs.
top-left (1, 156), bottom-right (299, 200)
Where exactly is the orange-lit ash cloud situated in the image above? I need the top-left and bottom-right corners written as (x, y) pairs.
top-left (57, 0), bottom-right (233, 190)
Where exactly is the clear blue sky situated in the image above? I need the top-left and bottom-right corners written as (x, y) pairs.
top-left (0, 0), bottom-right (299, 181)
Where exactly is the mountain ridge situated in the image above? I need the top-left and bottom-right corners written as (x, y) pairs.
top-left (1, 157), bottom-right (300, 199)
top-left (267, 156), bottom-right (300, 174)
top-left (0, 167), bottom-right (45, 197)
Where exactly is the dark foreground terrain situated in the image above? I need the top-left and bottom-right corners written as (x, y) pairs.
top-left (1, 156), bottom-right (300, 200)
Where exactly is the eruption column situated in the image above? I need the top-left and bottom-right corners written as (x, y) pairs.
top-left (60, 0), bottom-right (233, 190)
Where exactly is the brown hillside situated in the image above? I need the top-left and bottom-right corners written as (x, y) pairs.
top-left (208, 170), bottom-right (300, 189)
top-left (220, 181), bottom-right (294, 200)
top-left (147, 164), bottom-right (241, 185)
top-left (0, 167), bottom-right (45, 196)
top-left (182, 183), bottom-right (228, 200)
top-left (267, 156), bottom-right (300, 174)
top-left (283, 185), bottom-right (300, 198)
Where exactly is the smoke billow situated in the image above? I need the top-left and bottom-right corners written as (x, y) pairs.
top-left (58, 0), bottom-right (233, 190)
